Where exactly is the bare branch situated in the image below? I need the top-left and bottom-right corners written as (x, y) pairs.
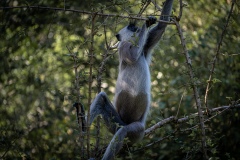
top-left (204, 0), bottom-right (236, 113)
top-left (66, 46), bottom-right (86, 159)
top-left (176, 88), bottom-right (185, 118)
top-left (145, 103), bottom-right (240, 136)
top-left (94, 24), bottom-right (117, 152)
top-left (0, 5), bottom-right (175, 24)
top-left (136, 129), bottom-right (178, 153)
top-left (176, 0), bottom-right (188, 21)
top-left (145, 116), bottom-right (175, 136)
top-left (86, 13), bottom-right (97, 158)
top-left (141, 103), bottom-right (240, 154)
top-left (173, 18), bottom-right (208, 159)
top-left (151, 0), bottom-right (162, 11)
top-left (137, 0), bottom-right (151, 17)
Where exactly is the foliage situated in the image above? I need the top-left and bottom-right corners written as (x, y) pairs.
top-left (0, 0), bottom-right (239, 159)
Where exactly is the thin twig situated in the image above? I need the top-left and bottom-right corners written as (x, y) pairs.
top-left (181, 105), bottom-right (232, 132)
top-left (0, 139), bottom-right (17, 159)
top-left (135, 129), bottom-right (178, 153)
top-left (204, 0), bottom-right (236, 114)
top-left (176, 88), bottom-right (185, 118)
top-left (177, 0), bottom-right (183, 21)
top-left (86, 13), bottom-right (97, 158)
top-left (137, 0), bottom-right (151, 17)
top-left (94, 23), bottom-right (116, 153)
top-left (151, 0), bottom-right (162, 11)
top-left (66, 46), bottom-right (85, 159)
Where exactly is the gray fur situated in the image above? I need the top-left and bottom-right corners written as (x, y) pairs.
top-left (88, 0), bottom-right (174, 159)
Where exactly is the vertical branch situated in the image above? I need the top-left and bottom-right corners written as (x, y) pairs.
top-left (94, 25), bottom-right (106, 154)
top-left (87, 13), bottom-right (97, 158)
top-left (94, 24), bottom-right (117, 153)
top-left (175, 88), bottom-right (185, 118)
top-left (176, 0), bottom-right (188, 21)
top-left (204, 0), bottom-right (236, 113)
top-left (177, 0), bottom-right (183, 21)
top-left (174, 1), bottom-right (208, 158)
top-left (137, 0), bottom-right (151, 17)
top-left (94, 83), bottom-right (101, 153)
top-left (95, 24), bottom-right (106, 152)
top-left (173, 19), bottom-right (208, 159)
top-left (73, 55), bottom-right (84, 159)
top-left (67, 46), bottom-right (85, 159)
top-left (151, 0), bottom-right (162, 11)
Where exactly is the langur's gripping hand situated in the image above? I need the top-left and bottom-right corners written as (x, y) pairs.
top-left (146, 16), bottom-right (157, 28)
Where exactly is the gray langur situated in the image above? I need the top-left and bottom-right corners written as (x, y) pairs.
top-left (87, 0), bottom-right (174, 159)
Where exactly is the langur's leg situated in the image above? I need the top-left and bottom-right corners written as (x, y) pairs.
top-left (89, 91), bottom-right (126, 134)
top-left (102, 122), bottom-right (145, 160)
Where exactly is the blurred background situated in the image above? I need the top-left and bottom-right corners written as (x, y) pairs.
top-left (0, 0), bottom-right (239, 159)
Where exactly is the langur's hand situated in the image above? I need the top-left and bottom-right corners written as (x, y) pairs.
top-left (146, 16), bottom-right (157, 28)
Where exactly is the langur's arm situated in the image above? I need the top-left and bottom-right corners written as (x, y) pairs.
top-left (136, 23), bottom-right (148, 55)
top-left (120, 18), bottom-right (156, 64)
top-left (144, 0), bottom-right (174, 54)
top-left (119, 24), bottom-right (147, 64)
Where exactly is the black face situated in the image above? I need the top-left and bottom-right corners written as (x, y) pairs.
top-left (127, 23), bottom-right (138, 32)
top-left (116, 34), bottom-right (121, 41)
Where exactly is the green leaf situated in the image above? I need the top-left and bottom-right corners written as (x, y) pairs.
top-left (212, 78), bottom-right (222, 83)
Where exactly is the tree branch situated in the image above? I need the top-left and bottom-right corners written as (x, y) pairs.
top-left (151, 0), bottom-right (162, 11)
top-left (204, 0), bottom-right (236, 113)
top-left (145, 103), bottom-right (240, 136)
top-left (0, 5), bottom-right (175, 24)
top-left (145, 116), bottom-right (175, 136)
top-left (173, 18), bottom-right (208, 159)
top-left (86, 13), bottom-right (97, 158)
top-left (137, 0), bottom-right (151, 17)
top-left (139, 103), bottom-right (240, 154)
top-left (66, 46), bottom-right (86, 159)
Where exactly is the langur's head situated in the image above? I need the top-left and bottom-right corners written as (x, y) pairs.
top-left (116, 22), bottom-right (140, 42)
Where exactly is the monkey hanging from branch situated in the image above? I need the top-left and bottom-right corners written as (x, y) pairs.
top-left (81, 0), bottom-right (174, 159)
